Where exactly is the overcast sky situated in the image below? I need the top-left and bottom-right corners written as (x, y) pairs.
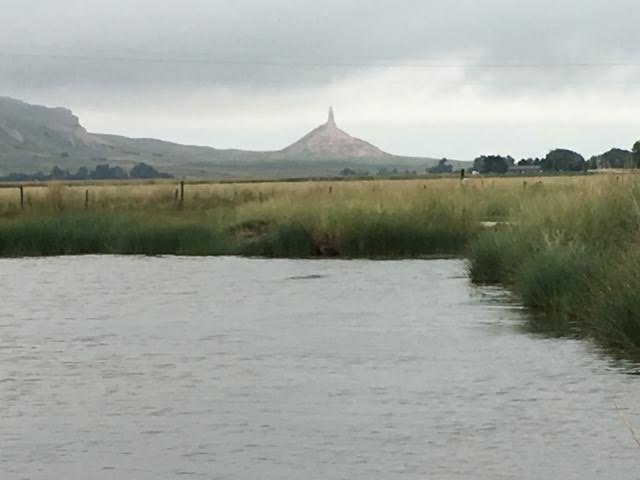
top-left (1, 0), bottom-right (639, 159)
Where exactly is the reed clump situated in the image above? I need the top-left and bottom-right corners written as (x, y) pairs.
top-left (466, 175), bottom-right (640, 357)
top-left (0, 213), bottom-right (233, 257)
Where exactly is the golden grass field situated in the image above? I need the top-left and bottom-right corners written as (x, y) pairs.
top-left (0, 173), bottom-right (612, 214)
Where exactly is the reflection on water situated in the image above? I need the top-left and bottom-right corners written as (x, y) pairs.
top-left (0, 257), bottom-right (638, 479)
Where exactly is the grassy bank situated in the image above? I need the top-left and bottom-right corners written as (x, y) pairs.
top-left (0, 178), bottom-right (509, 257)
top-left (0, 175), bottom-right (639, 358)
top-left (467, 175), bottom-right (640, 358)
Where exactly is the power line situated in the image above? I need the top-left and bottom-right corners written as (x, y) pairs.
top-left (2, 50), bottom-right (640, 69)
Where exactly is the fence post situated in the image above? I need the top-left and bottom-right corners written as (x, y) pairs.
top-left (180, 181), bottom-right (185, 208)
top-left (85, 189), bottom-right (89, 209)
top-left (19, 186), bottom-right (24, 209)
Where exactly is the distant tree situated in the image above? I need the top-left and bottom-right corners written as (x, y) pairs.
top-left (605, 148), bottom-right (632, 168)
top-left (92, 164), bottom-right (128, 180)
top-left (340, 167), bottom-right (357, 177)
top-left (130, 162), bottom-right (161, 179)
top-left (93, 164), bottom-right (112, 180)
top-left (49, 166), bottom-right (70, 180)
top-left (109, 166), bottom-right (128, 179)
top-left (429, 158), bottom-right (453, 174)
top-left (542, 149), bottom-right (586, 172)
top-left (518, 158), bottom-right (542, 167)
top-left (0, 162), bottom-right (171, 182)
top-left (473, 155), bottom-right (514, 174)
top-left (73, 167), bottom-right (90, 180)
top-left (588, 148), bottom-right (633, 169)
top-left (633, 141), bottom-right (640, 168)
top-left (586, 157), bottom-right (598, 170)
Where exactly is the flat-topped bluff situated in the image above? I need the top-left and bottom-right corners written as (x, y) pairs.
top-left (0, 97), bottom-right (96, 148)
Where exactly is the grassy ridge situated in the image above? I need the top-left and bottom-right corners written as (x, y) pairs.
top-left (0, 175), bottom-right (639, 357)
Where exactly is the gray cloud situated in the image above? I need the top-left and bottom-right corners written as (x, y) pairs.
top-left (1, 0), bottom-right (639, 91)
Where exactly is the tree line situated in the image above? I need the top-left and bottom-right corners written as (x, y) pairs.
top-left (0, 163), bottom-right (174, 182)
top-left (470, 141), bottom-right (640, 174)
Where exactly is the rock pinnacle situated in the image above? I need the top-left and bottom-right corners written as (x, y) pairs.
top-left (281, 107), bottom-right (389, 159)
top-left (327, 106), bottom-right (336, 126)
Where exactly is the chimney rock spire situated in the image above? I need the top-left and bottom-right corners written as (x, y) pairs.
top-left (327, 106), bottom-right (336, 126)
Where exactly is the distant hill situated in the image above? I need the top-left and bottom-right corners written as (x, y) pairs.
top-left (0, 97), bottom-right (467, 179)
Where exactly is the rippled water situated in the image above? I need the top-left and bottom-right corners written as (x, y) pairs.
top-left (0, 257), bottom-right (638, 479)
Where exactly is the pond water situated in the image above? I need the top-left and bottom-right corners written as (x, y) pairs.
top-left (0, 257), bottom-right (638, 479)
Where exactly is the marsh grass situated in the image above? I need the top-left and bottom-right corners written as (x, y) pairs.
top-left (466, 174), bottom-right (640, 357)
top-left (0, 213), bottom-right (233, 257)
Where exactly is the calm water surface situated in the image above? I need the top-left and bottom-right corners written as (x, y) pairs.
top-left (0, 257), bottom-right (638, 479)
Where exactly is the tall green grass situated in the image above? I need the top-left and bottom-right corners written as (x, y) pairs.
top-left (0, 213), bottom-right (233, 257)
top-left (467, 176), bottom-right (640, 357)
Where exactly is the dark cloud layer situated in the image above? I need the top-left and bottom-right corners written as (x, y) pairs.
top-left (1, 0), bottom-right (639, 91)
